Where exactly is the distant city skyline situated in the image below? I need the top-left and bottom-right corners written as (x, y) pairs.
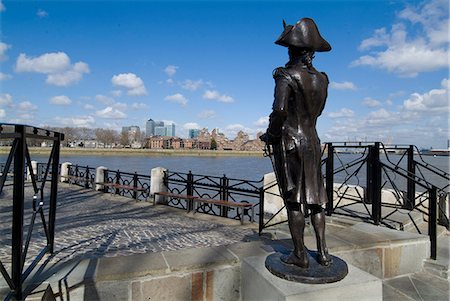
top-left (0, 0), bottom-right (448, 148)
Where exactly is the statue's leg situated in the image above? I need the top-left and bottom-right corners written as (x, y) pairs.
top-left (309, 204), bottom-right (331, 266)
top-left (282, 201), bottom-right (309, 268)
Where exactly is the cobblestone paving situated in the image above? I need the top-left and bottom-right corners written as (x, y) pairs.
top-left (0, 183), bottom-right (258, 271)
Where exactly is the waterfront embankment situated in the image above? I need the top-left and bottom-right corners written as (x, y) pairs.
top-left (0, 146), bottom-right (264, 157)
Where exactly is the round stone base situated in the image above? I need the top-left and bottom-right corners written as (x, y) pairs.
top-left (265, 251), bottom-right (348, 284)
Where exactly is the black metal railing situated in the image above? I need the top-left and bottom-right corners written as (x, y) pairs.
top-left (65, 164), bottom-right (151, 201)
top-left (0, 123), bottom-right (64, 300)
top-left (164, 170), bottom-right (263, 223)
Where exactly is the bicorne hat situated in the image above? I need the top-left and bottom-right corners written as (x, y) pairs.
top-left (275, 18), bottom-right (331, 52)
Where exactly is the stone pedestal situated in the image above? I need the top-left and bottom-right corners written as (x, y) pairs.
top-left (96, 166), bottom-right (108, 191)
top-left (27, 160), bottom-right (38, 181)
top-left (242, 255), bottom-right (382, 301)
top-left (150, 167), bottom-right (168, 205)
top-left (60, 162), bottom-right (72, 182)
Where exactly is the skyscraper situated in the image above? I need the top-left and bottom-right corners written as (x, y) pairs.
top-left (145, 119), bottom-right (164, 137)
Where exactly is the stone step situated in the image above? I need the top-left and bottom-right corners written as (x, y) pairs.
top-left (422, 235), bottom-right (450, 280)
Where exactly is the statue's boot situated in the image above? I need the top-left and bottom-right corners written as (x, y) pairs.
top-left (281, 249), bottom-right (309, 268)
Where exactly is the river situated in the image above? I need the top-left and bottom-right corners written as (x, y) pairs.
top-left (1, 152), bottom-right (448, 189)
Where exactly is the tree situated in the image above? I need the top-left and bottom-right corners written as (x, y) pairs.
top-left (210, 138), bottom-right (217, 150)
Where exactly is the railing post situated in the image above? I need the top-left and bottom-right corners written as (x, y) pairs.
top-left (48, 132), bottom-right (61, 254)
top-left (368, 142), bottom-right (382, 225)
top-left (220, 175), bottom-right (229, 218)
top-left (115, 170), bottom-right (120, 195)
top-left (103, 169), bottom-right (109, 193)
top-left (406, 145), bottom-right (416, 210)
top-left (85, 166), bottom-right (90, 189)
top-left (259, 187), bottom-right (264, 235)
top-left (325, 143), bottom-right (334, 216)
top-left (186, 171), bottom-right (194, 211)
top-left (133, 172), bottom-right (138, 200)
top-left (429, 186), bottom-right (437, 260)
top-left (12, 125), bottom-right (25, 300)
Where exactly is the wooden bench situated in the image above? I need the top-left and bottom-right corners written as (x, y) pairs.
top-left (153, 191), bottom-right (198, 210)
top-left (193, 198), bottom-right (255, 224)
top-left (97, 182), bottom-right (149, 201)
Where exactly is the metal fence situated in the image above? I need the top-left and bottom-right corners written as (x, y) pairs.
top-left (164, 170), bottom-right (263, 223)
top-left (0, 123), bottom-right (63, 300)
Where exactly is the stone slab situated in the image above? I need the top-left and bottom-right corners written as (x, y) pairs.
top-left (242, 255), bottom-right (382, 301)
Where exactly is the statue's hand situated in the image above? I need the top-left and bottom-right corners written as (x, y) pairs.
top-left (260, 131), bottom-right (280, 145)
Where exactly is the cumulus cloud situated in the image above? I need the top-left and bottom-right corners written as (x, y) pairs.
top-left (18, 101), bottom-right (37, 111)
top-left (330, 81), bottom-right (357, 91)
top-left (84, 104), bottom-right (94, 110)
top-left (327, 108), bottom-right (355, 118)
top-left (198, 109), bottom-right (216, 119)
top-left (131, 102), bottom-right (148, 110)
top-left (181, 79), bottom-right (203, 91)
top-left (164, 65), bottom-right (178, 77)
top-left (0, 109), bottom-right (5, 118)
top-left (95, 94), bottom-right (115, 105)
top-left (55, 115), bottom-right (95, 127)
top-left (362, 97), bottom-right (382, 107)
top-left (203, 90), bottom-right (235, 103)
top-left (0, 72), bottom-right (11, 80)
top-left (111, 73), bottom-right (147, 96)
top-left (351, 0), bottom-right (449, 77)
top-left (0, 93), bottom-right (12, 106)
top-left (183, 122), bottom-right (201, 130)
top-left (95, 106), bottom-right (127, 119)
top-left (37, 9), bottom-right (48, 18)
top-left (15, 52), bottom-right (89, 86)
top-left (50, 95), bottom-right (72, 105)
top-left (0, 42), bottom-right (11, 61)
top-left (402, 78), bottom-right (449, 112)
top-left (224, 124), bottom-right (255, 139)
top-left (254, 116), bottom-right (269, 126)
top-left (165, 93), bottom-right (188, 106)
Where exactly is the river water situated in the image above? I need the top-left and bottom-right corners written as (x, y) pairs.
top-left (1, 153), bottom-right (448, 189)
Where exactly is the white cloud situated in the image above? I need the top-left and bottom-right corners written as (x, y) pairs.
top-left (18, 101), bottom-right (37, 111)
top-left (181, 79), bottom-right (203, 91)
top-left (50, 95), bottom-right (72, 105)
top-left (164, 65), bottom-right (178, 77)
top-left (15, 52), bottom-right (89, 86)
top-left (95, 106), bottom-right (127, 119)
top-left (95, 94), bottom-right (115, 105)
top-left (403, 78), bottom-right (449, 112)
top-left (254, 116), bottom-right (269, 126)
top-left (37, 9), bottom-right (48, 18)
top-left (351, 0), bottom-right (449, 77)
top-left (131, 102), bottom-right (148, 110)
top-left (203, 90), bottom-right (235, 103)
top-left (330, 81), bottom-right (357, 91)
top-left (111, 90), bottom-right (122, 98)
top-left (0, 109), bottom-right (5, 118)
top-left (0, 93), bottom-right (12, 106)
top-left (183, 122), bottom-right (201, 130)
top-left (362, 97), bottom-right (382, 107)
top-left (198, 109), bottom-right (216, 119)
top-left (0, 72), bottom-right (11, 80)
top-left (0, 1), bottom-right (5, 12)
top-left (112, 102), bottom-right (127, 110)
top-left (111, 73), bottom-right (147, 96)
top-left (84, 104), bottom-right (94, 110)
top-left (0, 42), bottom-right (11, 61)
top-left (166, 78), bottom-right (174, 85)
top-left (224, 124), bottom-right (255, 139)
top-left (165, 93), bottom-right (188, 106)
top-left (55, 115), bottom-right (95, 127)
top-left (327, 108), bottom-right (355, 118)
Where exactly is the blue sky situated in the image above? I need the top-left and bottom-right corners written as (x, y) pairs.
top-left (0, 0), bottom-right (448, 148)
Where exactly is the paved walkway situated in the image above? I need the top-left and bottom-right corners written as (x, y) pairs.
top-left (0, 183), bottom-right (258, 269)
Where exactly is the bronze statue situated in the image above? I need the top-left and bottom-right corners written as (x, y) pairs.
top-left (262, 18), bottom-right (332, 269)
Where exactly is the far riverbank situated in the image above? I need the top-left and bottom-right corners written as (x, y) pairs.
top-left (0, 146), bottom-right (264, 157)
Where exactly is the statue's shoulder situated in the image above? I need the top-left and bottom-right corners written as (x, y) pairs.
top-left (320, 72), bottom-right (329, 83)
top-left (273, 67), bottom-right (293, 81)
